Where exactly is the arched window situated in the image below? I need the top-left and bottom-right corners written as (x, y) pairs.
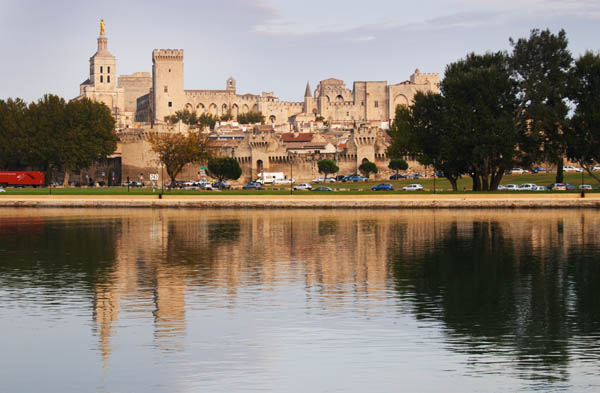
top-left (107, 66), bottom-right (111, 74)
top-left (107, 75), bottom-right (110, 83)
top-left (100, 66), bottom-right (103, 73)
top-left (100, 75), bottom-right (103, 83)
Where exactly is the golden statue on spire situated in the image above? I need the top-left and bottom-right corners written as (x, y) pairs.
top-left (100, 19), bottom-right (105, 36)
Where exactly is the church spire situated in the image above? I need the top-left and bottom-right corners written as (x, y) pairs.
top-left (304, 81), bottom-right (312, 98)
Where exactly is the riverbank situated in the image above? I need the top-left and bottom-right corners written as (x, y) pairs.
top-left (1, 194), bottom-right (599, 209)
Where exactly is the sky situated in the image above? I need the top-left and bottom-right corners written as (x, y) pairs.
top-left (1, 0), bottom-right (599, 103)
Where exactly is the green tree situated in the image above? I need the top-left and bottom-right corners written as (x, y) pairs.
top-left (237, 111), bottom-right (265, 125)
top-left (388, 99), bottom-right (467, 191)
top-left (27, 95), bottom-right (117, 185)
top-left (317, 159), bottom-right (339, 181)
top-left (388, 158), bottom-right (408, 175)
top-left (197, 113), bottom-right (217, 129)
top-left (510, 29), bottom-right (573, 183)
top-left (149, 131), bottom-right (212, 189)
top-left (0, 98), bottom-right (31, 169)
top-left (165, 109), bottom-right (198, 126)
top-left (442, 51), bottom-right (519, 191)
top-left (358, 161), bottom-right (378, 178)
top-left (567, 51), bottom-right (600, 183)
top-left (207, 157), bottom-right (242, 188)
top-left (220, 112), bottom-right (233, 121)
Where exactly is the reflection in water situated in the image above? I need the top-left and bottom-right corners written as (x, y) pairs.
top-left (0, 209), bottom-right (599, 392)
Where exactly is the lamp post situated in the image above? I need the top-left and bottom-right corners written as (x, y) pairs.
top-left (289, 151), bottom-right (296, 195)
top-left (581, 167), bottom-right (585, 198)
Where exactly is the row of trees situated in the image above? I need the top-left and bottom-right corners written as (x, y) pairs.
top-left (316, 159), bottom-right (381, 179)
top-left (0, 95), bottom-right (117, 185)
top-left (165, 109), bottom-right (265, 128)
top-left (387, 29), bottom-right (600, 191)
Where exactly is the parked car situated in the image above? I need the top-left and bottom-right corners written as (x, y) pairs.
top-left (242, 181), bottom-right (263, 190)
top-left (293, 183), bottom-right (312, 191)
top-left (503, 184), bottom-right (519, 191)
top-left (211, 181), bottom-right (231, 190)
top-left (593, 165), bottom-right (600, 171)
top-left (497, 185), bottom-right (506, 190)
top-left (533, 185), bottom-right (548, 191)
top-left (335, 175), bottom-right (346, 181)
top-left (578, 184), bottom-right (593, 190)
top-left (402, 184), bottom-right (423, 191)
top-left (312, 177), bottom-right (336, 184)
top-left (342, 175), bottom-right (367, 182)
top-left (509, 168), bottom-right (526, 174)
top-left (518, 183), bottom-right (537, 191)
top-left (0, 187), bottom-right (5, 193)
top-left (563, 166), bottom-right (583, 172)
top-left (532, 166), bottom-right (547, 174)
top-left (371, 183), bottom-right (394, 191)
top-left (123, 181), bottom-right (143, 187)
top-left (311, 186), bottom-right (335, 192)
top-left (274, 178), bottom-right (295, 185)
top-left (549, 183), bottom-right (567, 190)
top-left (409, 173), bottom-right (422, 179)
top-left (389, 173), bottom-right (407, 180)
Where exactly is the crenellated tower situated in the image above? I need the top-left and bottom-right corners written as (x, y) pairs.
top-left (152, 49), bottom-right (184, 122)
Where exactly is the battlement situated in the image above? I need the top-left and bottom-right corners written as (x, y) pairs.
top-left (152, 49), bottom-right (184, 62)
top-left (410, 69), bottom-right (439, 85)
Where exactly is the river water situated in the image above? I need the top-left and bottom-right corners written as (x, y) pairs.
top-left (0, 209), bottom-right (599, 392)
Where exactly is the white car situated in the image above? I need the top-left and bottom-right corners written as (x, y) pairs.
top-left (0, 187), bottom-right (5, 193)
top-left (402, 184), bottom-right (423, 191)
top-left (274, 178), bottom-right (295, 185)
top-left (293, 183), bottom-right (312, 191)
top-left (504, 184), bottom-right (519, 191)
top-left (533, 185), bottom-right (548, 191)
top-left (312, 177), bottom-right (336, 184)
top-left (510, 168), bottom-right (526, 174)
top-left (592, 165), bottom-right (600, 171)
top-left (518, 183), bottom-right (537, 191)
top-left (563, 166), bottom-right (583, 172)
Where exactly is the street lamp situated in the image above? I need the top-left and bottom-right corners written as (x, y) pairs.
top-left (581, 167), bottom-right (585, 198)
top-left (288, 151), bottom-right (297, 195)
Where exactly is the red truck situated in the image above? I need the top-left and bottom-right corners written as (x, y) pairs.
top-left (0, 171), bottom-right (45, 187)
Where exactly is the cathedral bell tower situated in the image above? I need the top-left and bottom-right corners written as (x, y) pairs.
top-left (89, 19), bottom-right (116, 91)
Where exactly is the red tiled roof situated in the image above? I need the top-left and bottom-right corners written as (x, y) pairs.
top-left (280, 132), bottom-right (313, 143)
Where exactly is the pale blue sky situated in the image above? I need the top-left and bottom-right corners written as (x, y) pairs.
top-left (1, 0), bottom-right (598, 102)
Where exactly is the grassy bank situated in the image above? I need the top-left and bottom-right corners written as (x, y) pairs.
top-left (1, 172), bottom-right (598, 195)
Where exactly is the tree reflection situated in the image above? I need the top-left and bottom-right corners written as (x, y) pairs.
top-left (388, 217), bottom-right (600, 382)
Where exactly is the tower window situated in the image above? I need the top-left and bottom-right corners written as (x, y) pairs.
top-left (168, 102), bottom-right (172, 107)
top-left (107, 75), bottom-right (110, 83)
top-left (100, 66), bottom-right (103, 73)
top-left (374, 101), bottom-right (379, 108)
top-left (107, 66), bottom-right (110, 73)
top-left (100, 75), bottom-right (103, 83)
top-left (164, 86), bottom-right (168, 93)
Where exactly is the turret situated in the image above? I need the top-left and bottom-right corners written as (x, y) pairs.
top-left (152, 49), bottom-right (185, 122)
top-left (303, 81), bottom-right (313, 115)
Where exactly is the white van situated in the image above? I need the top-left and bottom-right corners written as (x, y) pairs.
top-left (256, 172), bottom-right (285, 185)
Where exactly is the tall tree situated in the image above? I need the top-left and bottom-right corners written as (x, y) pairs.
top-left (388, 159), bottom-right (408, 175)
top-left (317, 159), bottom-right (339, 181)
top-left (442, 52), bottom-right (519, 191)
top-left (149, 131), bottom-right (212, 189)
top-left (237, 111), bottom-right (265, 125)
top-left (510, 29), bottom-right (573, 183)
top-left (567, 51), bottom-right (600, 183)
top-left (207, 157), bottom-right (242, 188)
top-left (0, 98), bottom-right (30, 169)
top-left (358, 161), bottom-right (378, 178)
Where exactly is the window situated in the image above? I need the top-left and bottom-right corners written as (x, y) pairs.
top-left (107, 66), bottom-right (110, 73)
top-left (107, 75), bottom-right (110, 83)
top-left (164, 86), bottom-right (168, 93)
top-left (100, 75), bottom-right (103, 83)
top-left (168, 102), bottom-right (172, 107)
top-left (374, 101), bottom-right (379, 108)
top-left (100, 66), bottom-right (103, 73)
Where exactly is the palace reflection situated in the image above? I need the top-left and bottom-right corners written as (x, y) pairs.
top-left (1, 209), bottom-right (599, 379)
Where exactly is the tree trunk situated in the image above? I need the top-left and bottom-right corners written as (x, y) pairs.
top-left (555, 156), bottom-right (564, 183)
top-left (490, 171), bottom-right (503, 191)
top-left (471, 173), bottom-right (480, 191)
top-left (481, 174), bottom-right (489, 191)
top-left (448, 177), bottom-right (458, 192)
top-left (63, 169), bottom-right (70, 187)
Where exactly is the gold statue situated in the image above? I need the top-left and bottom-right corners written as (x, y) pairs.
top-left (100, 19), bottom-right (105, 36)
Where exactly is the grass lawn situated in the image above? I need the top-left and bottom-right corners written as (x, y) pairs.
top-left (1, 172), bottom-right (598, 195)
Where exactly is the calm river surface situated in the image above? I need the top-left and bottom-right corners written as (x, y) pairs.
top-left (1, 208), bottom-right (599, 392)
